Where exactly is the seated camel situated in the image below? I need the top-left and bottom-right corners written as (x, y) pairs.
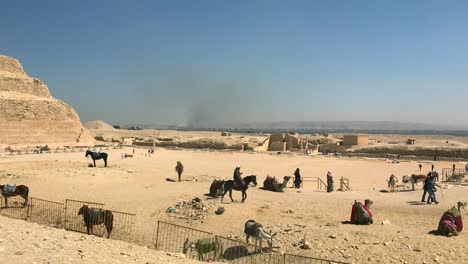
top-left (263, 176), bottom-right (291, 192)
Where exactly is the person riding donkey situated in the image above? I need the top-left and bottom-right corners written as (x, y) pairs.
top-left (233, 165), bottom-right (245, 187)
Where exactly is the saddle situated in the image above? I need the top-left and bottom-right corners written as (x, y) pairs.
top-left (3, 184), bottom-right (16, 193)
top-left (88, 208), bottom-right (105, 218)
top-left (92, 152), bottom-right (101, 159)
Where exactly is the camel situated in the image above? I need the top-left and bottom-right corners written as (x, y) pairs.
top-left (402, 174), bottom-right (426, 191)
top-left (263, 176), bottom-right (291, 192)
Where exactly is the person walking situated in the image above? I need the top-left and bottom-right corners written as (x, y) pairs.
top-left (421, 172), bottom-right (431, 203)
top-left (426, 173), bottom-right (439, 204)
top-left (327, 170), bottom-right (334, 193)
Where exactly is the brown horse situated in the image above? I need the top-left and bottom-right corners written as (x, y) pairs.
top-left (78, 205), bottom-right (114, 238)
top-left (0, 185), bottom-right (29, 207)
top-left (221, 175), bottom-right (257, 203)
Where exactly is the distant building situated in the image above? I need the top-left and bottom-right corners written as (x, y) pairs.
top-left (342, 134), bottom-right (369, 146)
top-left (267, 132), bottom-right (305, 151)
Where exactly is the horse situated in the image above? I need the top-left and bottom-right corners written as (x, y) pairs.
top-left (85, 150), bottom-right (108, 167)
top-left (221, 175), bottom-right (257, 203)
top-left (78, 205), bottom-right (113, 238)
top-left (0, 184), bottom-right (29, 208)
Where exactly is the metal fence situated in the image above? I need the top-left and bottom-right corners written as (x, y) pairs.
top-left (441, 168), bottom-right (466, 182)
top-left (29, 197), bottom-right (64, 228)
top-left (284, 253), bottom-right (349, 264)
top-left (0, 195), bottom-right (29, 220)
top-left (106, 210), bottom-right (136, 241)
top-left (155, 221), bottom-right (213, 254)
top-left (155, 221), bottom-right (349, 264)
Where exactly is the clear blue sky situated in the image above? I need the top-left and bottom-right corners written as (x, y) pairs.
top-left (2, 1), bottom-right (468, 127)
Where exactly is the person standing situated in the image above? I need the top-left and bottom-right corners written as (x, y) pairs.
top-left (327, 170), bottom-right (334, 192)
top-left (419, 164), bottom-right (422, 171)
top-left (175, 161), bottom-right (184, 182)
top-left (453, 164), bottom-right (456, 173)
top-left (431, 164), bottom-right (435, 171)
top-left (294, 168), bottom-right (302, 189)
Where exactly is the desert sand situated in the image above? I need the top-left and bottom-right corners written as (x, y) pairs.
top-left (1, 145), bottom-right (467, 264)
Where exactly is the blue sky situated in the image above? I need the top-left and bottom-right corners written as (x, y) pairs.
top-left (1, 1), bottom-right (468, 127)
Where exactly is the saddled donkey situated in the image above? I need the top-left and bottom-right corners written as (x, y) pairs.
top-left (0, 184), bottom-right (29, 207)
top-left (85, 150), bottom-right (108, 167)
top-left (78, 205), bottom-right (113, 238)
top-left (221, 175), bottom-right (257, 203)
top-left (402, 174), bottom-right (426, 191)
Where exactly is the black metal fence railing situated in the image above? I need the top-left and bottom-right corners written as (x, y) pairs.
top-left (0, 195), bottom-right (29, 220)
top-left (106, 210), bottom-right (136, 241)
top-left (29, 197), bottom-right (64, 228)
top-left (0, 198), bottom-right (349, 264)
top-left (155, 221), bottom-right (349, 264)
top-left (155, 220), bottom-right (213, 255)
top-left (284, 253), bottom-right (350, 264)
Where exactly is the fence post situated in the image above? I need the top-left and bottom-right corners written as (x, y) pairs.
top-left (27, 198), bottom-right (33, 221)
top-left (283, 253), bottom-right (286, 264)
top-left (155, 221), bottom-right (160, 250)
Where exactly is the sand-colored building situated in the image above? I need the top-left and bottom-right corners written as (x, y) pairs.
top-left (342, 134), bottom-right (369, 146)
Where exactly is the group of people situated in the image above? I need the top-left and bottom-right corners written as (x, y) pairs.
top-left (422, 171), bottom-right (440, 204)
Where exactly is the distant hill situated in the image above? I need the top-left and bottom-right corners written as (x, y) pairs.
top-left (84, 120), bottom-right (115, 130)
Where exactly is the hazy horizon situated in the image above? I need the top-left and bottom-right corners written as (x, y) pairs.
top-left (2, 1), bottom-right (468, 128)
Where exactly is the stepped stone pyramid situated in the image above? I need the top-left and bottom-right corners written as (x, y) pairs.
top-left (0, 54), bottom-right (94, 147)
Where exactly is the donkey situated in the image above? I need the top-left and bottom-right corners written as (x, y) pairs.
top-left (78, 205), bottom-right (113, 238)
top-left (85, 150), bottom-right (108, 167)
top-left (0, 184), bottom-right (29, 207)
top-left (244, 220), bottom-right (277, 253)
top-left (183, 237), bottom-right (223, 261)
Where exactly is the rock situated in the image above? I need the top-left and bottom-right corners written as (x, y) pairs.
top-left (300, 240), bottom-right (311, 249)
top-left (329, 234), bottom-right (337, 239)
top-left (382, 220), bottom-right (391, 225)
top-left (287, 209), bottom-right (295, 214)
top-left (384, 242), bottom-right (390, 246)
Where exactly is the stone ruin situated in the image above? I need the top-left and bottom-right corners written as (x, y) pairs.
top-left (0, 54), bottom-right (94, 147)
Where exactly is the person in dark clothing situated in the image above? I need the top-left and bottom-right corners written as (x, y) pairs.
top-left (431, 164), bottom-right (435, 171)
top-left (419, 164), bottom-right (422, 171)
top-left (233, 165), bottom-right (244, 187)
top-left (327, 170), bottom-right (334, 192)
top-left (426, 173), bottom-right (439, 204)
top-left (294, 168), bottom-right (302, 189)
top-left (422, 172), bottom-right (431, 203)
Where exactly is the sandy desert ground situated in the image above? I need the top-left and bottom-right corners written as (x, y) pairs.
top-left (1, 145), bottom-right (468, 264)
top-left (0, 215), bottom-right (217, 264)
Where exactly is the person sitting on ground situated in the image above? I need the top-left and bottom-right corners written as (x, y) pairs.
top-left (350, 199), bottom-right (374, 225)
top-left (438, 201), bottom-right (466, 236)
top-left (293, 168), bottom-right (302, 189)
